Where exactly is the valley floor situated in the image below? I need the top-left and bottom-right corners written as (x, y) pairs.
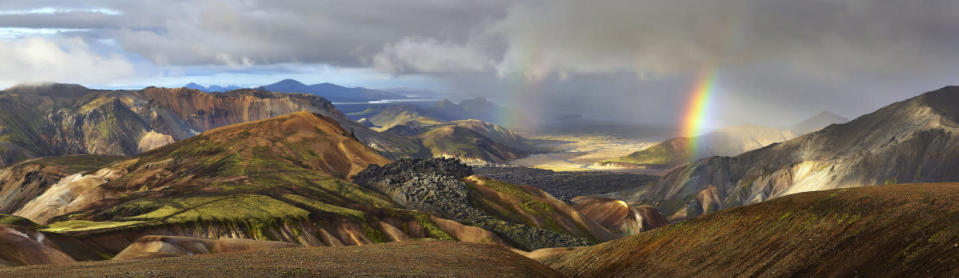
top-left (510, 135), bottom-right (668, 174)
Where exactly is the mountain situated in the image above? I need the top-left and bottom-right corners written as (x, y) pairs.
top-left (183, 82), bottom-right (244, 92)
top-left (0, 83), bottom-right (425, 166)
top-left (542, 183), bottom-right (959, 277)
top-left (604, 124), bottom-right (795, 168)
top-left (355, 105), bottom-right (534, 163)
top-left (790, 110), bottom-right (849, 135)
top-left (260, 79), bottom-right (406, 102)
top-left (366, 104), bottom-right (444, 131)
top-left (418, 125), bottom-right (528, 164)
top-left (610, 86), bottom-right (959, 219)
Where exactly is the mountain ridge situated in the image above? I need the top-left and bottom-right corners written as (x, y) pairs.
top-left (609, 85), bottom-right (959, 219)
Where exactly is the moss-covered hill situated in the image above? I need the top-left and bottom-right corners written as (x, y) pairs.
top-left (2, 112), bottom-right (455, 258)
top-left (543, 183), bottom-right (959, 277)
top-left (0, 112), bottom-right (597, 263)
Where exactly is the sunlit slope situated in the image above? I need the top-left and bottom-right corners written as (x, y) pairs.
top-left (547, 183), bottom-right (959, 277)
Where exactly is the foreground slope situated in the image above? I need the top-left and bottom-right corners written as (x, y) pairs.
top-left (613, 86), bottom-right (959, 217)
top-left (546, 183), bottom-right (959, 277)
top-left (0, 241), bottom-right (564, 278)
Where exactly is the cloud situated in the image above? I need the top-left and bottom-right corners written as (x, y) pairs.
top-left (0, 0), bottom-right (958, 128)
top-left (478, 0), bottom-right (959, 80)
top-left (371, 37), bottom-right (493, 74)
top-left (0, 37), bottom-right (135, 87)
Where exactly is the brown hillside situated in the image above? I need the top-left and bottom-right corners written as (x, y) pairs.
top-left (0, 241), bottom-right (565, 278)
top-left (546, 183), bottom-right (959, 277)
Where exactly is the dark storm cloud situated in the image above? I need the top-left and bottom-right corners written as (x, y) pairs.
top-left (0, 0), bottom-right (958, 128)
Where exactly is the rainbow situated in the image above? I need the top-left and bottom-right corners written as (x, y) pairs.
top-left (678, 70), bottom-right (717, 158)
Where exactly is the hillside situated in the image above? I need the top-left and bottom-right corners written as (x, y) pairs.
top-left (0, 155), bottom-right (123, 214)
top-left (604, 125), bottom-right (794, 167)
top-left (544, 183), bottom-right (959, 277)
top-left (0, 241), bottom-right (564, 278)
top-left (611, 86), bottom-right (959, 218)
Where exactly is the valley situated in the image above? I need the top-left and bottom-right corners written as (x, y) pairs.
top-left (508, 135), bottom-right (667, 174)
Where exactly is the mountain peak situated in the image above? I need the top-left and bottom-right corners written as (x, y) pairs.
top-left (184, 82), bottom-right (207, 90)
top-left (918, 85), bottom-right (959, 122)
top-left (790, 110), bottom-right (849, 134)
top-left (272, 79), bottom-right (307, 87)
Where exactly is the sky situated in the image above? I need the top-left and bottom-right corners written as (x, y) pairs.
top-left (1, 0), bottom-right (958, 132)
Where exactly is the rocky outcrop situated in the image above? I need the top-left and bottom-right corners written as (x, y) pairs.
top-left (610, 86), bottom-right (959, 217)
top-left (571, 196), bottom-right (668, 236)
top-left (354, 158), bottom-right (607, 250)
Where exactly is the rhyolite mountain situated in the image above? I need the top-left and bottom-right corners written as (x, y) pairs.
top-left (260, 79), bottom-right (406, 102)
top-left (0, 83), bottom-right (425, 166)
top-left (604, 124), bottom-right (796, 168)
top-left (0, 113), bottom-right (615, 265)
top-left (610, 86), bottom-right (959, 219)
top-left (542, 183), bottom-right (959, 277)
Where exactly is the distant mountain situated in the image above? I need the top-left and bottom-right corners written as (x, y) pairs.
top-left (183, 82), bottom-right (243, 92)
top-left (0, 83), bottom-right (425, 166)
top-left (260, 79), bottom-right (406, 102)
top-left (790, 110), bottom-right (849, 134)
top-left (604, 124), bottom-right (795, 167)
top-left (609, 86), bottom-right (959, 219)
